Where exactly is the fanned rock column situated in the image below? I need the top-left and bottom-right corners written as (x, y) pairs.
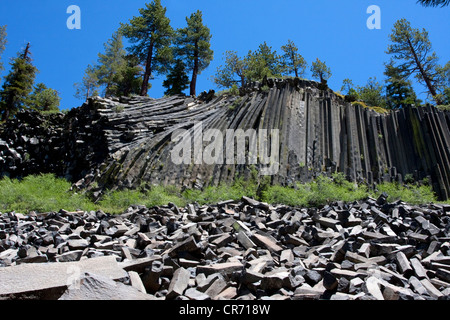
top-left (0, 79), bottom-right (449, 200)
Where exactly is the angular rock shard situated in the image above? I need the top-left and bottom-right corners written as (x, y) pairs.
top-left (0, 256), bottom-right (127, 298)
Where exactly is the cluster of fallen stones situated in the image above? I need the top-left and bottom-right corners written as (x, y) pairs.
top-left (1, 195), bottom-right (450, 300)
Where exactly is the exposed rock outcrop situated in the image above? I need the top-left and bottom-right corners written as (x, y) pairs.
top-left (0, 78), bottom-right (449, 199)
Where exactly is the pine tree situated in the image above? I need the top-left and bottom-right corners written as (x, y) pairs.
top-left (109, 55), bottom-right (144, 97)
top-left (384, 61), bottom-right (419, 109)
top-left (96, 31), bottom-right (127, 97)
top-left (176, 10), bottom-right (213, 96)
top-left (120, 0), bottom-right (174, 96)
top-left (244, 42), bottom-right (283, 82)
top-left (340, 78), bottom-right (359, 102)
top-left (0, 25), bottom-right (7, 73)
top-left (417, 0), bottom-right (450, 7)
top-left (311, 58), bottom-right (332, 83)
top-left (434, 61), bottom-right (450, 105)
top-left (162, 59), bottom-right (189, 96)
top-left (254, 42), bottom-right (282, 77)
top-left (0, 43), bottom-right (38, 121)
top-left (387, 19), bottom-right (444, 104)
top-left (212, 51), bottom-right (247, 89)
top-left (73, 64), bottom-right (100, 101)
top-left (280, 40), bottom-right (307, 78)
top-left (27, 83), bottom-right (61, 112)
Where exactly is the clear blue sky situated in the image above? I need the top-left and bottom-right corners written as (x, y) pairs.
top-left (0, 0), bottom-right (449, 110)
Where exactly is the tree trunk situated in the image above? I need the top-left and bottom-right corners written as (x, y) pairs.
top-left (406, 37), bottom-right (441, 104)
top-left (1, 109), bottom-right (9, 122)
top-left (141, 41), bottom-right (154, 96)
top-left (190, 42), bottom-right (199, 97)
top-left (105, 83), bottom-right (111, 98)
top-left (240, 75), bottom-right (245, 88)
top-left (294, 68), bottom-right (299, 78)
top-left (23, 43), bottom-right (30, 60)
top-left (86, 84), bottom-right (91, 102)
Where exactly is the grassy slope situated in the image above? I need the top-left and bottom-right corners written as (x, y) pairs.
top-left (0, 173), bottom-right (443, 214)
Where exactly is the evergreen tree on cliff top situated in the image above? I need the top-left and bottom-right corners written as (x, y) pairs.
top-left (73, 64), bottom-right (100, 101)
top-left (387, 18), bottom-right (446, 105)
top-left (0, 43), bottom-right (37, 121)
top-left (110, 54), bottom-right (144, 98)
top-left (280, 40), bottom-right (307, 78)
top-left (96, 30), bottom-right (127, 97)
top-left (0, 25), bottom-right (7, 74)
top-left (176, 10), bottom-right (213, 96)
top-left (212, 50), bottom-right (247, 89)
top-left (311, 58), bottom-right (332, 83)
top-left (163, 59), bottom-right (189, 96)
top-left (27, 83), bottom-right (61, 112)
top-left (120, 0), bottom-right (174, 96)
top-left (244, 42), bottom-right (282, 82)
top-left (384, 61), bottom-right (419, 109)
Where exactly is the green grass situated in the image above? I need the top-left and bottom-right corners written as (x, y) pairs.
top-left (0, 174), bottom-right (95, 213)
top-left (98, 185), bottom-right (187, 214)
top-left (0, 172), bottom-right (445, 214)
top-left (372, 182), bottom-right (436, 205)
top-left (261, 173), bottom-right (369, 207)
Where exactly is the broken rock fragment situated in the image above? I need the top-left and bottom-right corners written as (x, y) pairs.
top-left (0, 196), bottom-right (449, 300)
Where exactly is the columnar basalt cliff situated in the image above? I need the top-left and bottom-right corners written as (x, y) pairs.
top-left (0, 78), bottom-right (449, 199)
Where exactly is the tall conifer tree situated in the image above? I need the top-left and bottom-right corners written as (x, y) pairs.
top-left (0, 25), bottom-right (7, 73)
top-left (310, 58), bottom-right (332, 83)
top-left (96, 31), bottom-right (127, 97)
top-left (27, 83), bottom-right (61, 112)
top-left (176, 10), bottom-right (213, 96)
top-left (120, 0), bottom-right (174, 96)
top-left (280, 40), bottom-right (307, 78)
top-left (387, 19), bottom-right (445, 104)
top-left (163, 59), bottom-right (189, 96)
top-left (0, 43), bottom-right (37, 121)
top-left (417, 0), bottom-right (450, 7)
top-left (212, 51), bottom-right (247, 89)
top-left (110, 55), bottom-right (144, 97)
top-left (384, 61), bottom-right (419, 109)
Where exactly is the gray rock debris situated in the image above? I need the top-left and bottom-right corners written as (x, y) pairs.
top-left (0, 196), bottom-right (450, 300)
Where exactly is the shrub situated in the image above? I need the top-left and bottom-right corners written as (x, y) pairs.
top-left (436, 105), bottom-right (450, 112)
top-left (261, 184), bottom-right (309, 207)
top-left (372, 182), bottom-right (436, 204)
top-left (146, 185), bottom-right (186, 208)
top-left (261, 173), bottom-right (368, 207)
top-left (306, 174), bottom-right (368, 206)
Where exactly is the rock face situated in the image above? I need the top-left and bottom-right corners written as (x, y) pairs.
top-left (0, 78), bottom-right (449, 199)
top-left (0, 104), bottom-right (109, 183)
top-left (0, 197), bottom-right (449, 300)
